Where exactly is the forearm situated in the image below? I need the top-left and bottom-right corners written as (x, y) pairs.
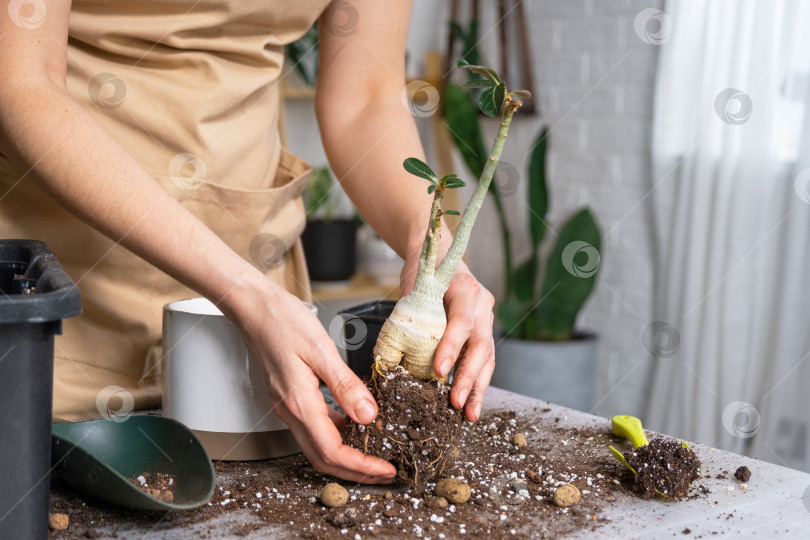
top-left (0, 80), bottom-right (268, 318)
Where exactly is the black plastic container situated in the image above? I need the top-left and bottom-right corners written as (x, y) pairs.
top-left (301, 219), bottom-right (357, 282)
top-left (0, 240), bottom-right (81, 540)
top-left (338, 300), bottom-right (395, 377)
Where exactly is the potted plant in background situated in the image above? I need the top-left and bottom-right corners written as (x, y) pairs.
top-left (301, 167), bottom-right (358, 283)
top-left (445, 90), bottom-right (602, 412)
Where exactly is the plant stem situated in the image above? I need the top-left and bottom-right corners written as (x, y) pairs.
top-left (435, 100), bottom-right (518, 287)
top-left (417, 189), bottom-right (444, 282)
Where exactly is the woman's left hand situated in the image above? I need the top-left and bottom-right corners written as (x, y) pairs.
top-left (400, 256), bottom-right (496, 423)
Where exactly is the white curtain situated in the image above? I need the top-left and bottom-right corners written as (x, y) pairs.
top-left (646, 0), bottom-right (810, 471)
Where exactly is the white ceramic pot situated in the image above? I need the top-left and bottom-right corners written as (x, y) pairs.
top-left (492, 333), bottom-right (598, 412)
top-left (162, 298), bottom-right (315, 460)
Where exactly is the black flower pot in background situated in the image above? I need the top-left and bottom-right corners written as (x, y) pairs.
top-left (338, 300), bottom-right (396, 377)
top-left (301, 219), bottom-right (357, 282)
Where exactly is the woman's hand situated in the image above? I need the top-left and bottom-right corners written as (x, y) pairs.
top-left (400, 254), bottom-right (496, 423)
top-left (225, 276), bottom-right (396, 484)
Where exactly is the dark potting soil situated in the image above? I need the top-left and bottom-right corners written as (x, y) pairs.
top-left (622, 438), bottom-right (701, 500)
top-left (128, 472), bottom-right (176, 503)
top-left (734, 466), bottom-right (751, 482)
top-left (342, 366), bottom-right (462, 488)
top-left (49, 408), bottom-right (713, 539)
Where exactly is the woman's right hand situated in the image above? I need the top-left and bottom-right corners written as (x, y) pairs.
top-left (224, 275), bottom-right (397, 483)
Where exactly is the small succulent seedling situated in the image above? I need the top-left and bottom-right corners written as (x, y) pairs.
top-left (373, 60), bottom-right (530, 381)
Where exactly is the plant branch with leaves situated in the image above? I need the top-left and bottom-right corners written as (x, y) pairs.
top-left (373, 60), bottom-right (530, 381)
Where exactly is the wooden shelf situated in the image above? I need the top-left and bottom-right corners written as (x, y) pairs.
top-left (311, 273), bottom-right (399, 302)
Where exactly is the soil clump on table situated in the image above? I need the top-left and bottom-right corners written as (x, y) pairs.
top-left (342, 366), bottom-right (462, 488)
top-left (623, 438), bottom-right (701, 500)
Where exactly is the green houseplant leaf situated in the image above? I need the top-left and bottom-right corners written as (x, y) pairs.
top-left (403, 158), bottom-right (439, 184)
top-left (528, 127), bottom-right (550, 251)
top-left (443, 85), bottom-right (487, 179)
top-left (532, 208), bottom-right (601, 340)
top-left (479, 82), bottom-right (506, 118)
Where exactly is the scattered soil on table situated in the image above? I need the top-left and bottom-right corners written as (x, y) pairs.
top-left (49, 407), bottom-right (711, 539)
top-left (128, 472), bottom-right (176, 503)
top-left (342, 366), bottom-right (462, 488)
top-left (734, 466), bottom-right (751, 482)
top-left (622, 438), bottom-right (701, 500)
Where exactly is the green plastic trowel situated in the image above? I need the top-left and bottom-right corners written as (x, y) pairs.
top-left (52, 416), bottom-right (215, 510)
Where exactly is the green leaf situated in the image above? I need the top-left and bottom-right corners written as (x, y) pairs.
top-left (513, 256), bottom-right (538, 304)
top-left (457, 63), bottom-right (502, 85)
top-left (460, 79), bottom-right (496, 89)
top-left (479, 82), bottom-right (506, 117)
top-left (445, 179), bottom-right (466, 189)
top-left (427, 184), bottom-right (437, 194)
top-left (528, 127), bottom-right (550, 252)
top-left (532, 208), bottom-right (601, 340)
top-left (443, 85), bottom-right (487, 179)
top-left (444, 209), bottom-right (460, 216)
top-left (456, 58), bottom-right (470, 67)
top-left (497, 299), bottom-right (530, 339)
top-left (403, 158), bottom-right (438, 183)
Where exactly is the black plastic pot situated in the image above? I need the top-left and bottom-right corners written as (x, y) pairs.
top-left (338, 300), bottom-right (395, 377)
top-left (301, 219), bottom-right (357, 282)
top-left (0, 240), bottom-right (81, 540)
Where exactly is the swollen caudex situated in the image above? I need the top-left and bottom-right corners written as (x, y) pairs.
top-left (373, 287), bottom-right (448, 380)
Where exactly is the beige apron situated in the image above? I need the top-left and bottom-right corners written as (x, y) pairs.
top-left (0, 0), bottom-right (331, 420)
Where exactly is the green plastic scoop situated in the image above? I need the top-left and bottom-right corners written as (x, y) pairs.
top-left (608, 415), bottom-right (691, 497)
top-left (52, 416), bottom-right (215, 510)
